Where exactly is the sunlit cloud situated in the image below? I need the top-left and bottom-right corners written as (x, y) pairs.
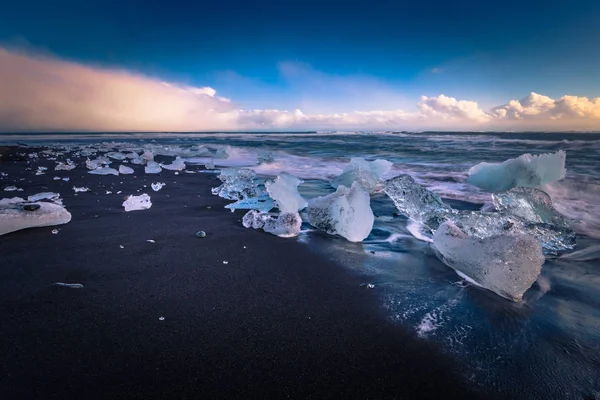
top-left (0, 48), bottom-right (598, 132)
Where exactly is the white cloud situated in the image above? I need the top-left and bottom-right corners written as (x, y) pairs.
top-left (0, 48), bottom-right (598, 132)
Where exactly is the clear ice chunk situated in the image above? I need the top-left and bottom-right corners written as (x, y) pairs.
top-left (466, 150), bottom-right (566, 192)
top-left (89, 167), bottom-right (119, 176)
top-left (265, 172), bottom-right (307, 213)
top-left (211, 168), bottom-right (258, 200)
top-left (161, 157), bottom-right (186, 171)
top-left (86, 157), bottom-right (110, 170)
top-left (491, 187), bottom-right (570, 226)
top-left (145, 161), bottom-right (162, 174)
top-left (225, 193), bottom-right (274, 213)
top-left (73, 186), bottom-right (90, 193)
top-left (383, 174), bottom-right (451, 231)
top-left (432, 220), bottom-right (545, 301)
top-left (151, 182), bottom-right (166, 191)
top-left (307, 182), bottom-right (374, 242)
top-left (28, 192), bottom-right (62, 204)
top-left (106, 152), bottom-right (127, 160)
top-left (119, 165), bottom-right (134, 174)
top-left (122, 194), bottom-right (152, 212)
top-left (331, 157), bottom-right (393, 193)
top-left (242, 210), bottom-right (302, 238)
top-left (55, 160), bottom-right (76, 170)
top-left (0, 200), bottom-right (72, 236)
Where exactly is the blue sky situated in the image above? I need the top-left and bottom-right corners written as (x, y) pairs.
top-left (1, 0), bottom-right (599, 131)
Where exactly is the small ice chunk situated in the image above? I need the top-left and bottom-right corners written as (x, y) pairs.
top-left (119, 165), bottom-right (134, 175)
top-left (106, 152), bottom-right (127, 160)
top-left (130, 157), bottom-right (145, 165)
top-left (383, 174), bottom-right (451, 231)
top-left (307, 182), bottom-right (374, 242)
top-left (86, 157), bottom-right (110, 170)
top-left (146, 239), bottom-right (155, 243)
top-left (72, 186), bottom-right (90, 193)
top-left (151, 182), bottom-right (166, 191)
top-left (242, 210), bottom-right (302, 238)
top-left (331, 158), bottom-right (393, 193)
top-left (35, 167), bottom-right (46, 175)
top-left (4, 186), bottom-right (22, 192)
top-left (51, 229), bottom-right (59, 234)
top-left (54, 282), bottom-right (84, 289)
top-left (28, 192), bottom-right (62, 204)
top-left (55, 160), bottom-right (76, 170)
top-left (0, 200), bottom-right (72, 235)
top-left (466, 150), bottom-right (566, 192)
top-left (211, 168), bottom-right (257, 200)
top-left (141, 150), bottom-right (154, 161)
top-left (205, 159), bottom-right (215, 169)
top-left (89, 167), bottom-right (119, 176)
top-left (225, 193), bottom-right (274, 213)
top-left (145, 161), bottom-right (162, 174)
top-left (62, 177), bottom-right (70, 182)
top-left (122, 194), bottom-right (152, 212)
top-left (432, 221), bottom-right (545, 301)
top-left (265, 172), bottom-right (307, 213)
top-left (160, 157), bottom-right (186, 171)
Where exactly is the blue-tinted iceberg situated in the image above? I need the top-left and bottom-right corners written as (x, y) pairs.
top-left (466, 150), bottom-right (566, 192)
top-left (307, 182), bottom-right (374, 242)
top-left (432, 221), bottom-right (545, 301)
top-left (331, 157), bottom-right (393, 193)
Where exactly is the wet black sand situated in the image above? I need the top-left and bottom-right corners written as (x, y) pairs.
top-left (0, 146), bottom-right (481, 399)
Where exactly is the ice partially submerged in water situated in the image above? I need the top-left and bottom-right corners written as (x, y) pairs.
top-left (265, 172), bottom-right (307, 213)
top-left (225, 193), bottom-right (274, 213)
top-left (0, 199), bottom-right (72, 236)
top-left (242, 210), bottom-right (302, 238)
top-left (384, 174), bottom-right (576, 254)
top-left (432, 220), bottom-right (545, 301)
top-left (331, 157), bottom-right (393, 193)
top-left (307, 182), bottom-right (374, 242)
top-left (466, 150), bottom-right (566, 192)
top-left (122, 194), bottom-right (152, 212)
top-left (383, 174), bottom-right (451, 231)
top-left (211, 168), bottom-right (258, 200)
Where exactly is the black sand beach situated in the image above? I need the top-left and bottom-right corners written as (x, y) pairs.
top-left (0, 146), bottom-right (481, 399)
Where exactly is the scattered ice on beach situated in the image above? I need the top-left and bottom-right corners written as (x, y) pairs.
top-left (265, 172), bottom-right (307, 213)
top-left (0, 200), bottom-right (72, 236)
top-left (53, 176), bottom-right (61, 180)
top-left (4, 186), bottom-right (23, 192)
top-left (159, 316), bottom-right (165, 321)
top-left (242, 210), bottom-right (302, 238)
top-left (141, 150), bottom-right (154, 161)
top-left (307, 182), bottom-right (374, 242)
top-left (55, 160), bottom-right (76, 171)
top-left (146, 239), bottom-right (155, 243)
top-left (367, 283), bottom-right (375, 289)
top-left (145, 161), bottom-right (162, 174)
top-left (160, 157), bottom-right (186, 171)
top-left (54, 282), bottom-right (84, 289)
top-left (225, 193), bottom-right (274, 213)
top-left (432, 220), bottom-right (545, 301)
top-left (119, 165), bottom-right (134, 175)
top-left (86, 157), bottom-right (110, 170)
top-left (384, 174), bottom-right (450, 231)
top-left (62, 177), bottom-right (70, 182)
top-left (466, 150), bottom-right (566, 192)
top-left (130, 156), bottom-right (145, 165)
top-left (73, 186), bottom-right (90, 193)
top-left (151, 182), bottom-right (166, 191)
top-left (122, 194), bottom-right (152, 212)
top-left (89, 167), bottom-right (119, 176)
top-left (331, 157), bottom-right (393, 193)
top-left (211, 168), bottom-right (258, 200)
top-left (35, 166), bottom-right (47, 175)
top-left (222, 260), bottom-right (229, 264)
top-left (52, 229), bottom-right (59, 234)
top-left (28, 192), bottom-right (63, 205)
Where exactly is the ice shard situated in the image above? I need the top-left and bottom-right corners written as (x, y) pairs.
top-left (211, 168), bottom-right (258, 200)
top-left (331, 157), bottom-right (393, 193)
top-left (122, 194), bottom-right (152, 212)
top-left (265, 172), bottom-right (307, 213)
top-left (466, 150), bottom-right (566, 192)
top-left (307, 182), bottom-right (374, 242)
top-left (161, 157), bottom-right (186, 171)
top-left (0, 199), bottom-right (72, 236)
top-left (432, 221), bottom-right (545, 301)
top-left (225, 193), bottom-right (274, 213)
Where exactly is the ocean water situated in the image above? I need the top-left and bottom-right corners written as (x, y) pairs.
top-left (3, 131), bottom-right (600, 398)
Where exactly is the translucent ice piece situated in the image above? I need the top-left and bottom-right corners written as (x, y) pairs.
top-left (307, 182), bottom-right (374, 242)
top-left (106, 152), bottom-right (127, 160)
top-left (466, 150), bottom-right (566, 192)
top-left (242, 210), bottom-right (302, 238)
top-left (122, 194), bottom-right (152, 212)
top-left (145, 161), bottom-right (162, 174)
top-left (211, 168), bottom-right (257, 200)
top-left (225, 193), bottom-right (274, 213)
top-left (88, 167), bottom-right (119, 176)
top-left (161, 157), bottom-right (186, 171)
top-left (55, 160), bottom-right (76, 170)
top-left (492, 187), bottom-right (570, 226)
top-left (119, 165), bottom-right (134, 174)
top-left (0, 200), bottom-right (72, 236)
top-left (331, 157), bottom-right (393, 193)
top-left (151, 182), bottom-right (166, 191)
top-left (432, 220), bottom-right (545, 301)
top-left (265, 172), bottom-right (307, 213)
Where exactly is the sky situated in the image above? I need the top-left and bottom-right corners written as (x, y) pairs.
top-left (1, 0), bottom-right (599, 132)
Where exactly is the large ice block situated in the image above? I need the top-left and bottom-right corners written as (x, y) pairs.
top-left (265, 172), bottom-right (307, 213)
top-left (0, 200), bottom-right (72, 236)
top-left (432, 221), bottom-right (545, 301)
top-left (331, 157), bottom-right (393, 193)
